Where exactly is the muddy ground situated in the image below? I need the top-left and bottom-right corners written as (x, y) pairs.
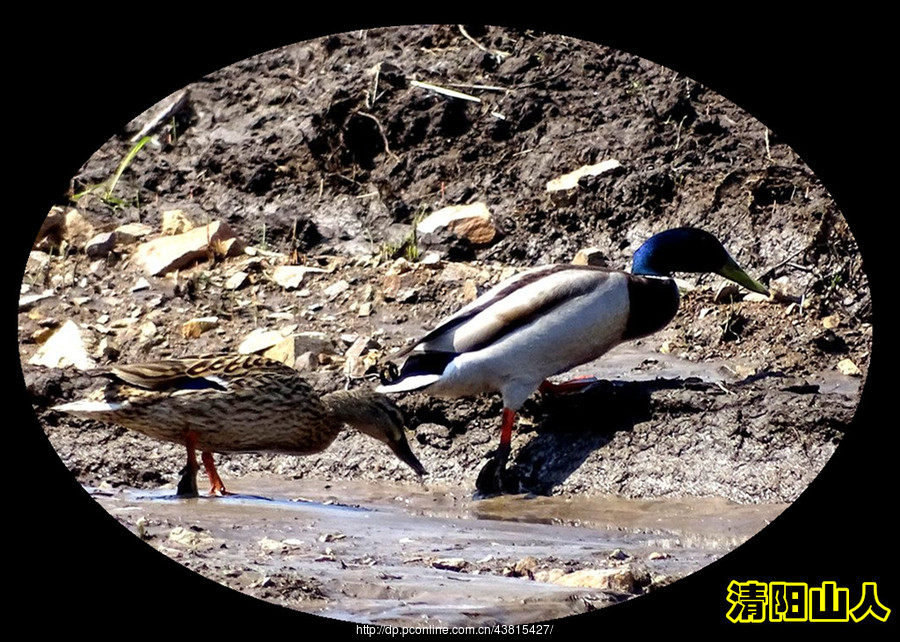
top-left (13, 22), bottom-right (888, 633)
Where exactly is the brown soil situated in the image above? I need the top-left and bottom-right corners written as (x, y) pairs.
top-left (12, 20), bottom-right (887, 634)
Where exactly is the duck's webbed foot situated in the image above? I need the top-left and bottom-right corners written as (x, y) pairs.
top-left (475, 454), bottom-right (522, 496)
top-left (475, 431), bottom-right (519, 496)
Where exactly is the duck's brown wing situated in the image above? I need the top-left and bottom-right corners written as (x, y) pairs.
top-left (107, 354), bottom-right (292, 391)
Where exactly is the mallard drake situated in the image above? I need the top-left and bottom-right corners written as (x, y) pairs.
top-left (54, 354), bottom-right (426, 496)
top-left (377, 227), bottom-right (769, 492)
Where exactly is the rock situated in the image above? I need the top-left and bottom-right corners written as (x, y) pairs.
top-left (114, 222), bottom-right (153, 243)
top-left (417, 203), bottom-right (496, 245)
top-left (439, 261), bottom-right (483, 282)
top-left (132, 221), bottom-right (244, 276)
top-left (513, 556), bottom-right (539, 575)
top-left (381, 273), bottom-right (409, 301)
top-left (19, 289), bottom-right (55, 312)
top-left (131, 278), bottom-right (151, 292)
top-left (713, 282), bottom-right (742, 304)
top-left (181, 316), bottom-right (219, 339)
top-left (293, 351), bottom-right (319, 372)
top-left (293, 331), bottom-right (335, 355)
top-left (263, 332), bottom-right (336, 367)
top-left (85, 232), bottom-right (117, 258)
top-left (432, 558), bottom-right (467, 572)
top-left (224, 271), bottom-right (249, 290)
top-left (534, 568), bottom-right (566, 583)
top-left (238, 328), bottom-right (284, 354)
top-left (545, 159), bottom-right (621, 191)
top-left (550, 566), bottom-right (637, 593)
top-left (572, 247), bottom-right (607, 266)
top-left (358, 301), bottom-right (373, 317)
top-left (161, 209), bottom-right (195, 235)
top-left (420, 251), bottom-right (443, 266)
top-left (271, 265), bottom-right (327, 289)
top-left (343, 335), bottom-right (380, 378)
top-left (837, 358), bottom-right (862, 377)
top-left (462, 279), bottom-right (478, 304)
top-left (27, 320), bottom-right (96, 370)
top-left (168, 526), bottom-right (217, 550)
top-left (323, 279), bottom-right (350, 299)
top-left (26, 251), bottom-right (52, 274)
top-left (769, 276), bottom-right (802, 303)
top-left (35, 207), bottom-right (66, 248)
top-left (63, 209), bottom-right (95, 248)
top-left (821, 314), bottom-right (841, 329)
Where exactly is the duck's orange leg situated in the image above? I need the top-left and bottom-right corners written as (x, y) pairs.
top-left (201, 451), bottom-right (230, 496)
top-left (497, 407), bottom-right (516, 464)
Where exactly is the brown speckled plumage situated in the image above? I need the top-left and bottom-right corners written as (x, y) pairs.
top-left (55, 354), bottom-right (425, 496)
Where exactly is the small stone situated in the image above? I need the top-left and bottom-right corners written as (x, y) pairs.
top-left (161, 209), bottom-right (195, 235)
top-left (133, 221), bottom-right (244, 276)
top-left (293, 331), bottom-right (335, 355)
top-left (837, 358), bottom-right (862, 377)
top-left (432, 558), bottom-right (467, 572)
top-left (769, 276), bottom-right (802, 303)
top-left (343, 335), bottom-right (380, 378)
top-left (181, 316), bottom-right (219, 339)
top-left (18, 289), bottom-right (55, 312)
top-left (35, 207), bottom-right (66, 248)
top-left (168, 526), bottom-right (217, 549)
top-left (572, 247), bottom-right (607, 266)
top-left (293, 351), bottom-right (319, 372)
top-left (271, 265), bottom-right (326, 289)
top-left (114, 222), bottom-right (153, 243)
top-left (534, 569), bottom-right (566, 583)
top-left (462, 279), bottom-right (478, 304)
top-left (28, 320), bottom-right (96, 370)
top-left (420, 251), bottom-right (443, 266)
top-left (63, 209), bottom-right (95, 247)
top-left (323, 279), bottom-right (350, 299)
top-left (513, 557), bottom-right (539, 575)
top-left (821, 314), bottom-right (841, 329)
top-left (224, 271), bottom-right (249, 290)
top-left (358, 301), bottom-right (373, 317)
top-left (440, 261), bottom-right (482, 282)
top-left (417, 203), bottom-right (496, 245)
top-left (85, 232), bottom-right (117, 258)
top-left (546, 159), bottom-right (621, 192)
top-left (551, 566), bottom-right (636, 593)
top-left (238, 328), bottom-right (284, 354)
top-left (713, 282), bottom-right (742, 304)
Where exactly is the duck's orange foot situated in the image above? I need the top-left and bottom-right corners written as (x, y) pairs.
top-left (207, 484), bottom-right (232, 497)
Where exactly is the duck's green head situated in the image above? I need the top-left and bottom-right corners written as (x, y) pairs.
top-left (632, 227), bottom-right (769, 295)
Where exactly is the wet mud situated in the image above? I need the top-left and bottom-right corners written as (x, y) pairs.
top-left (94, 477), bottom-right (785, 625)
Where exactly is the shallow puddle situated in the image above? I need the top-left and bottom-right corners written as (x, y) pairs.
top-left (94, 477), bottom-right (786, 625)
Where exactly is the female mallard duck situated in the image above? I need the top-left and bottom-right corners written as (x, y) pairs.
top-left (377, 227), bottom-right (769, 492)
top-left (54, 354), bottom-right (426, 496)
